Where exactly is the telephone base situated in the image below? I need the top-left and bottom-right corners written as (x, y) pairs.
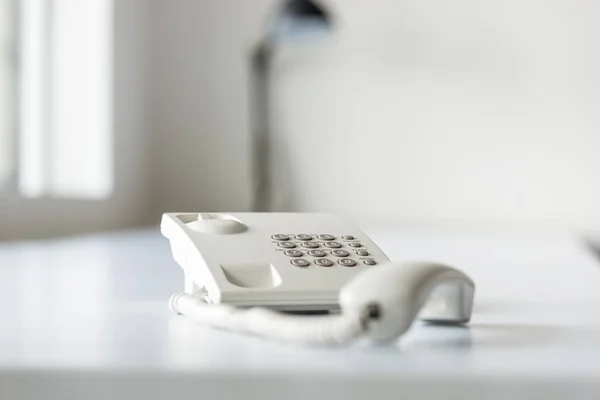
top-left (162, 212), bottom-right (390, 311)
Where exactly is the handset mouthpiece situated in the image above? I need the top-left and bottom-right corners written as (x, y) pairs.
top-left (339, 262), bottom-right (475, 342)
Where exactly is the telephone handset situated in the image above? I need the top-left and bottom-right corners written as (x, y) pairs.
top-left (162, 212), bottom-right (475, 344)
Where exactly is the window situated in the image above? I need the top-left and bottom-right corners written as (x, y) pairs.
top-left (0, 0), bottom-right (113, 199)
top-left (18, 0), bottom-right (113, 198)
top-left (0, 0), bottom-right (126, 241)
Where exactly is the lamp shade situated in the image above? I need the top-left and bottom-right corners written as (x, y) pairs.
top-left (268, 0), bottom-right (333, 42)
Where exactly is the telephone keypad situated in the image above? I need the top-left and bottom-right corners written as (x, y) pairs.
top-left (272, 234), bottom-right (378, 268)
top-left (314, 258), bottom-right (333, 267)
top-left (291, 258), bottom-right (310, 267)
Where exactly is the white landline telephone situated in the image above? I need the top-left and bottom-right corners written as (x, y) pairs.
top-left (162, 212), bottom-right (475, 345)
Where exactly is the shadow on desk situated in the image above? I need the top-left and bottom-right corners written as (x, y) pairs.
top-left (401, 322), bottom-right (577, 351)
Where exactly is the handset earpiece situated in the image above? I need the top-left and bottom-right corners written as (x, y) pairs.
top-left (339, 262), bottom-right (475, 342)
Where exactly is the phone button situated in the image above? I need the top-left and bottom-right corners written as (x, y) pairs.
top-left (348, 242), bottom-right (362, 248)
top-left (342, 235), bottom-right (355, 240)
top-left (301, 241), bottom-right (319, 248)
top-left (324, 241), bottom-right (342, 248)
top-left (278, 242), bottom-right (297, 249)
top-left (363, 259), bottom-right (377, 266)
top-left (291, 259), bottom-right (310, 267)
top-left (317, 234), bottom-right (335, 240)
top-left (356, 250), bottom-right (369, 256)
top-left (314, 258), bottom-right (333, 267)
top-left (284, 250), bottom-right (303, 257)
top-left (337, 259), bottom-right (357, 267)
top-left (271, 234), bottom-right (290, 241)
top-left (295, 234), bottom-right (312, 240)
top-left (331, 249), bottom-right (350, 257)
top-left (307, 250), bottom-right (326, 257)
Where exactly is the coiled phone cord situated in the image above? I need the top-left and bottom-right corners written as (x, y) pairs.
top-left (170, 292), bottom-right (369, 344)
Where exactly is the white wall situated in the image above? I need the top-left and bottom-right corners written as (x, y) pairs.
top-left (147, 0), bottom-right (600, 231)
top-left (146, 0), bottom-right (274, 214)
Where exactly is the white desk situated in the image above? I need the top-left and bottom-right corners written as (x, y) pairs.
top-left (1, 225), bottom-right (600, 399)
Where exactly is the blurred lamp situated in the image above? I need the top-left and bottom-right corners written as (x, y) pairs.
top-left (251, 0), bottom-right (333, 211)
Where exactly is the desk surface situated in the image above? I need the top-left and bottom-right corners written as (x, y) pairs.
top-left (1, 225), bottom-right (600, 399)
